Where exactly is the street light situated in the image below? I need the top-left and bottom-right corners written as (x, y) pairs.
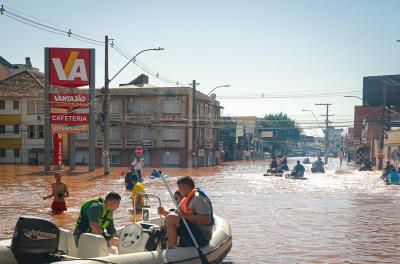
top-left (343, 95), bottom-right (362, 101)
top-left (109, 47), bottom-right (164, 83)
top-left (103, 46), bottom-right (164, 175)
top-left (301, 109), bottom-right (323, 129)
top-left (207, 84), bottom-right (230, 96)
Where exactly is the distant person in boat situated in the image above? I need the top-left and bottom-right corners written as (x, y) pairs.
top-left (151, 169), bottom-right (160, 178)
top-left (131, 156), bottom-right (144, 180)
top-left (382, 161), bottom-right (396, 180)
top-left (291, 160), bottom-right (305, 177)
top-left (281, 156), bottom-right (289, 170)
top-left (124, 170), bottom-right (137, 191)
top-left (303, 157), bottom-right (310, 164)
top-left (159, 176), bottom-right (214, 248)
top-left (158, 191), bottom-right (183, 216)
top-left (43, 171), bottom-right (69, 213)
top-left (311, 157), bottom-right (325, 173)
top-left (359, 160), bottom-right (372, 171)
top-left (270, 157), bottom-right (278, 169)
top-left (131, 173), bottom-right (145, 212)
top-left (73, 191), bottom-right (121, 247)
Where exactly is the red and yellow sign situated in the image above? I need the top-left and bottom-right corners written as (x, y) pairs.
top-left (49, 48), bottom-right (90, 87)
top-left (50, 113), bottom-right (89, 124)
top-left (53, 133), bottom-right (63, 165)
top-left (50, 94), bottom-right (89, 109)
top-left (51, 124), bottom-right (88, 134)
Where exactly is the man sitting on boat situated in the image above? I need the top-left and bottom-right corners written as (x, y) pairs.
top-left (159, 176), bottom-right (214, 248)
top-left (73, 192), bottom-right (121, 248)
top-left (291, 160), bottom-right (305, 177)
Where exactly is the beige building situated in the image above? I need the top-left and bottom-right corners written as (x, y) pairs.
top-left (74, 77), bottom-right (222, 168)
top-left (0, 70), bottom-right (77, 164)
top-left (383, 130), bottom-right (400, 166)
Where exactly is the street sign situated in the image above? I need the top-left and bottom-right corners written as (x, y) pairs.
top-left (141, 139), bottom-right (153, 146)
top-left (135, 147), bottom-right (144, 156)
top-left (198, 148), bottom-right (205, 157)
top-left (262, 131), bottom-right (273, 138)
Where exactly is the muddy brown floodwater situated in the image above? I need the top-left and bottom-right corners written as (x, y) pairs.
top-left (1, 158), bottom-right (400, 263)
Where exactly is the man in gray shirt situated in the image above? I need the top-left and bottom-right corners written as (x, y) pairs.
top-left (159, 176), bottom-right (214, 248)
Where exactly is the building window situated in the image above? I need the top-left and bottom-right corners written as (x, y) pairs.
top-left (0, 125), bottom-right (5, 134)
top-left (163, 101), bottom-right (181, 114)
top-left (38, 125), bottom-right (44, 139)
top-left (27, 100), bottom-right (36, 114)
top-left (163, 152), bottom-right (180, 166)
top-left (0, 149), bottom-right (5, 158)
top-left (36, 100), bottom-right (44, 114)
top-left (110, 127), bottom-right (120, 141)
top-left (27, 100), bottom-right (44, 115)
top-left (133, 127), bottom-right (153, 140)
top-left (162, 128), bottom-right (181, 141)
top-left (13, 125), bottom-right (19, 134)
top-left (0, 100), bottom-right (5, 110)
top-left (110, 100), bottom-right (121, 114)
top-left (28, 125), bottom-right (43, 139)
top-left (13, 100), bottom-right (19, 110)
top-left (28, 125), bottom-right (35, 139)
top-left (14, 149), bottom-right (20, 158)
top-left (128, 100), bottom-right (152, 114)
top-left (110, 151), bottom-right (120, 165)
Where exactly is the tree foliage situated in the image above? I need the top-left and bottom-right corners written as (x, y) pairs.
top-left (260, 112), bottom-right (301, 155)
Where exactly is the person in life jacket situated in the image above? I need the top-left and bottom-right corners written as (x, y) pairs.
top-left (73, 192), bottom-right (121, 247)
top-left (158, 176), bottom-right (214, 248)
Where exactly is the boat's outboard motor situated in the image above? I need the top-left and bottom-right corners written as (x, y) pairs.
top-left (10, 216), bottom-right (60, 264)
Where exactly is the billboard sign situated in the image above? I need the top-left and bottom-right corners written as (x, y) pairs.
top-left (50, 93), bottom-right (89, 109)
top-left (49, 48), bottom-right (90, 87)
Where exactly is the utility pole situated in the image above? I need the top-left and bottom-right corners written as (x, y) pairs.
top-left (103, 35), bottom-right (110, 175)
top-left (316, 103), bottom-right (333, 165)
top-left (192, 80), bottom-right (197, 168)
top-left (378, 82), bottom-right (387, 169)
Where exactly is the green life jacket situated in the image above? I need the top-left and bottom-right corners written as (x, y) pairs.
top-left (76, 197), bottom-right (113, 233)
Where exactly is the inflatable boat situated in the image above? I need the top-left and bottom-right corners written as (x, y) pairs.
top-left (0, 193), bottom-right (232, 264)
top-left (0, 214), bottom-right (231, 264)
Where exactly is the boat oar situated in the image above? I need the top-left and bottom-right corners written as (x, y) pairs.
top-left (160, 174), bottom-right (210, 264)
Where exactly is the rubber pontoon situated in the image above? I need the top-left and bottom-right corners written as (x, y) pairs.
top-left (0, 214), bottom-right (232, 264)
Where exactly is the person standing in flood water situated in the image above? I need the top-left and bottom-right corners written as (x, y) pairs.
top-left (43, 171), bottom-right (69, 212)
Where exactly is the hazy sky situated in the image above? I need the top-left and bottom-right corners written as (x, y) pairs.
top-left (1, 0), bottom-right (400, 136)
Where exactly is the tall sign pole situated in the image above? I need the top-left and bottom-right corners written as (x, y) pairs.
top-left (103, 35), bottom-right (110, 175)
top-left (89, 49), bottom-right (96, 171)
top-left (44, 48), bottom-right (51, 171)
top-left (192, 80), bottom-right (197, 168)
top-left (45, 47), bottom-right (93, 172)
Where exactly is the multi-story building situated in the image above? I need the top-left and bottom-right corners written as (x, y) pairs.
top-left (219, 117), bottom-right (237, 161)
top-left (0, 70), bottom-right (46, 164)
top-left (75, 76), bottom-right (222, 168)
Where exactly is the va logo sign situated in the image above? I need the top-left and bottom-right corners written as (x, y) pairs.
top-left (49, 48), bottom-right (91, 87)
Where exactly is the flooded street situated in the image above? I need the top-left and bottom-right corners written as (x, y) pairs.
top-left (1, 159), bottom-right (400, 263)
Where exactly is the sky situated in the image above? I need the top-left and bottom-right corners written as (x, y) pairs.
top-left (1, 0), bottom-right (400, 136)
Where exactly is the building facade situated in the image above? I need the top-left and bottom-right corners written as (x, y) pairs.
top-left (75, 83), bottom-right (222, 168)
